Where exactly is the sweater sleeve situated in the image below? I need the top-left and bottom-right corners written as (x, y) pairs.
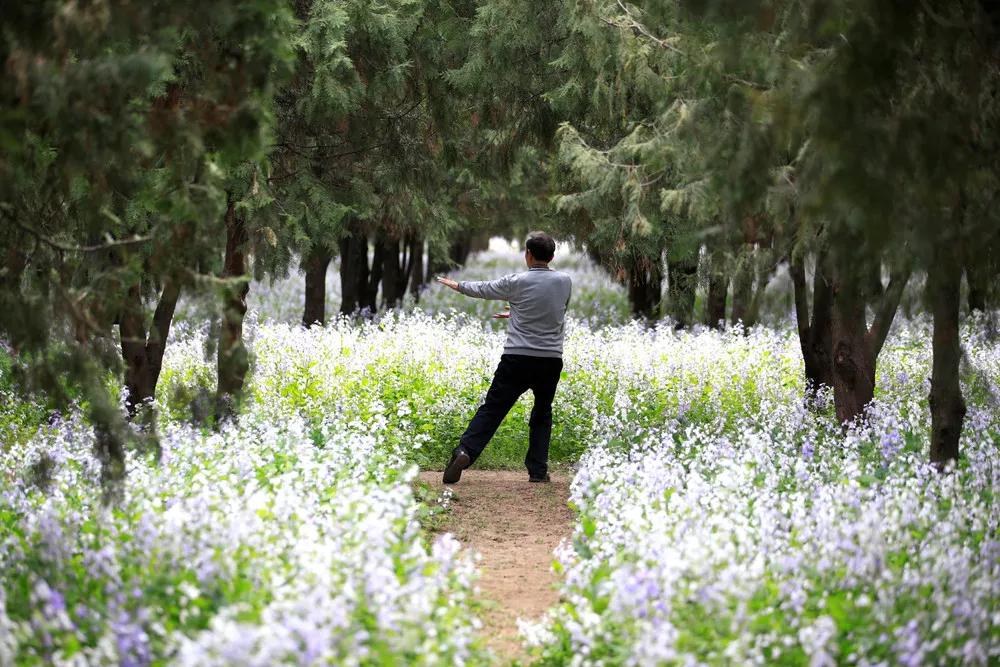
top-left (457, 273), bottom-right (517, 300)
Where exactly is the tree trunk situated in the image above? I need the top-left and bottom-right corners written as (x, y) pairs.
top-left (120, 284), bottom-right (154, 417)
top-left (381, 234), bottom-right (404, 309)
top-left (302, 245), bottom-right (332, 327)
top-left (627, 260), bottom-right (662, 320)
top-left (216, 196), bottom-right (250, 422)
top-left (790, 253), bottom-right (835, 394)
top-left (339, 226), bottom-right (369, 315)
top-left (449, 231), bottom-right (472, 268)
top-left (704, 250), bottom-right (729, 329)
top-left (667, 255), bottom-right (698, 329)
top-left (119, 278), bottom-right (180, 419)
top-left (409, 235), bottom-right (424, 302)
top-left (830, 284), bottom-right (876, 425)
top-left (730, 246), bottom-right (754, 327)
top-left (365, 235), bottom-right (384, 314)
top-left (966, 262), bottom-right (989, 313)
top-left (929, 215), bottom-right (967, 469)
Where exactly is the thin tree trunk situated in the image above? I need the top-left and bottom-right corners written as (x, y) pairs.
top-left (627, 260), bottom-right (662, 320)
top-left (704, 248), bottom-right (729, 329)
top-left (449, 232), bottom-right (472, 268)
top-left (409, 235), bottom-right (424, 302)
top-left (365, 235), bottom-right (384, 313)
top-left (120, 279), bottom-right (180, 419)
top-left (929, 206), bottom-right (967, 469)
top-left (339, 226), bottom-right (368, 315)
top-left (120, 284), bottom-right (153, 417)
top-left (216, 196), bottom-right (250, 422)
top-left (790, 252), bottom-right (835, 394)
top-left (966, 262), bottom-right (989, 313)
top-left (667, 255), bottom-right (698, 329)
top-left (731, 246), bottom-right (753, 327)
top-left (302, 245), bottom-right (332, 327)
top-left (381, 234), bottom-right (403, 309)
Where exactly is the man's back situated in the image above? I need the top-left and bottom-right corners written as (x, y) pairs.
top-left (506, 267), bottom-right (572, 358)
top-left (456, 266), bottom-right (572, 357)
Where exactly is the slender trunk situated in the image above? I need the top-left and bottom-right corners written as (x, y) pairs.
top-left (339, 226), bottom-right (369, 315)
top-left (119, 279), bottom-right (180, 419)
top-left (216, 196), bottom-right (250, 422)
top-left (302, 245), bottom-right (332, 327)
top-left (731, 246), bottom-right (753, 327)
top-left (409, 235), bottom-right (425, 302)
top-left (381, 234), bottom-right (403, 309)
top-left (704, 249), bottom-right (729, 329)
top-left (966, 262), bottom-right (989, 313)
top-left (627, 261), bottom-right (662, 320)
top-left (449, 232), bottom-right (472, 268)
top-left (365, 235), bottom-right (384, 313)
top-left (120, 284), bottom-right (153, 417)
top-left (929, 208), bottom-right (967, 469)
top-left (791, 252), bottom-right (835, 394)
top-left (744, 252), bottom-right (777, 329)
top-left (667, 255), bottom-right (698, 329)
top-left (830, 283), bottom-right (876, 425)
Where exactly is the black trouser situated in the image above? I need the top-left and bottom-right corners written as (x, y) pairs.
top-left (459, 354), bottom-right (563, 477)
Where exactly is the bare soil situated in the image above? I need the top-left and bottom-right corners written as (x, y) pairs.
top-left (418, 469), bottom-right (574, 664)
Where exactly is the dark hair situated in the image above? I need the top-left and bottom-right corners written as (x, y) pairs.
top-left (525, 231), bottom-right (555, 262)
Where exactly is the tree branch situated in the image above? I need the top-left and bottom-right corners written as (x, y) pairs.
top-left (9, 216), bottom-right (152, 253)
top-left (867, 266), bottom-right (911, 357)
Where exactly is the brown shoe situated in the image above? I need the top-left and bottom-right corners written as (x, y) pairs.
top-left (528, 473), bottom-right (550, 483)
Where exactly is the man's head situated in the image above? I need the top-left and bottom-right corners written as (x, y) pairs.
top-left (524, 231), bottom-right (556, 265)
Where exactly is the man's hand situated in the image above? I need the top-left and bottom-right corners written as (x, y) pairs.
top-left (436, 277), bottom-right (459, 291)
top-left (493, 306), bottom-right (511, 319)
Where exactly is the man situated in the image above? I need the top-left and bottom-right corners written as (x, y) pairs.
top-left (436, 231), bottom-right (572, 484)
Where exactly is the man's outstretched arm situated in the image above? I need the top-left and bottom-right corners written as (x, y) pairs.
top-left (436, 274), bottom-right (516, 301)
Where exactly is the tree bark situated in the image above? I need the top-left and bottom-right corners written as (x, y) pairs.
top-left (704, 251), bottom-right (729, 329)
top-left (365, 235), bottom-right (384, 313)
top-left (381, 234), bottom-right (404, 309)
top-left (667, 255), bottom-right (698, 329)
top-left (216, 196), bottom-right (250, 422)
top-left (339, 226), bottom-right (368, 315)
top-left (830, 284), bottom-right (876, 425)
top-left (731, 246), bottom-right (754, 327)
top-left (119, 279), bottom-right (180, 419)
top-left (828, 261), bottom-right (909, 425)
top-left (627, 260), bottom-right (662, 320)
top-left (966, 261), bottom-right (989, 313)
top-left (448, 231), bottom-right (473, 268)
top-left (408, 234), bottom-right (424, 302)
top-left (302, 245), bottom-right (332, 327)
top-left (790, 252), bottom-right (835, 393)
top-left (929, 209), bottom-right (967, 469)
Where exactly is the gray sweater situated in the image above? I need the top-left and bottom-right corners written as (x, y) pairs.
top-left (458, 266), bottom-right (573, 358)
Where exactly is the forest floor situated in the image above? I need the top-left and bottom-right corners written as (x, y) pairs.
top-left (418, 469), bottom-right (574, 664)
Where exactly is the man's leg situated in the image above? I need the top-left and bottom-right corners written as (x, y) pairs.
top-left (458, 355), bottom-right (528, 465)
top-left (526, 357), bottom-right (563, 480)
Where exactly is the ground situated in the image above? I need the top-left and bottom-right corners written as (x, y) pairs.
top-left (418, 469), bottom-right (574, 664)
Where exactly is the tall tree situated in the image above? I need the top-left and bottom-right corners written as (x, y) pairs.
top-left (0, 0), bottom-right (293, 484)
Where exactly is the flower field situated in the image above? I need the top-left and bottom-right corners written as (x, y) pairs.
top-left (2, 245), bottom-right (1000, 665)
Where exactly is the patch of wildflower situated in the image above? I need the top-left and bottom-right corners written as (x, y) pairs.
top-left (525, 320), bottom-right (1000, 665)
top-left (0, 414), bottom-right (485, 665)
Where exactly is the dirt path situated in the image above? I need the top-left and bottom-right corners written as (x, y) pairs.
top-left (418, 469), bottom-right (574, 664)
